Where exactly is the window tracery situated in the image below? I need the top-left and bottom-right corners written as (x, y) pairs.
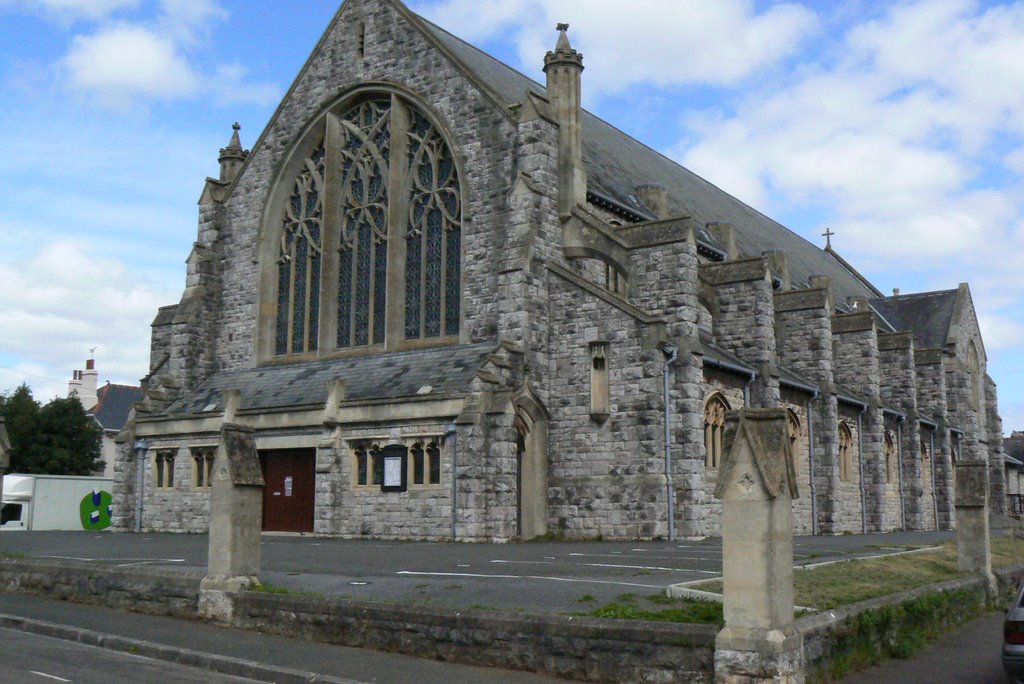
top-left (839, 422), bottom-right (853, 482)
top-left (704, 394), bottom-right (730, 469)
top-left (884, 430), bottom-right (897, 484)
top-left (276, 143), bottom-right (325, 355)
top-left (786, 409), bottom-right (801, 475)
top-left (270, 92), bottom-right (462, 358)
top-left (405, 109), bottom-right (461, 340)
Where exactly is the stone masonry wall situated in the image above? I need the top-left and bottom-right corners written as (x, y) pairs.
top-left (878, 333), bottom-right (927, 530)
top-left (774, 287), bottom-right (836, 535)
top-left (836, 403), bottom-right (865, 533)
top-left (701, 259), bottom-right (780, 408)
top-left (915, 351), bottom-right (955, 529)
top-left (547, 273), bottom-right (667, 539)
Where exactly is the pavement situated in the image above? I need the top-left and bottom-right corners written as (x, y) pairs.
top-left (0, 529), bottom-right (960, 682)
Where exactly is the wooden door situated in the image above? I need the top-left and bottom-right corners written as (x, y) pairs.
top-left (260, 449), bottom-right (315, 533)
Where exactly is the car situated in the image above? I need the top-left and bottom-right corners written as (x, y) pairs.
top-left (1004, 580), bottom-right (1024, 683)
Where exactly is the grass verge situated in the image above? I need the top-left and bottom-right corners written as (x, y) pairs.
top-left (574, 592), bottom-right (723, 625)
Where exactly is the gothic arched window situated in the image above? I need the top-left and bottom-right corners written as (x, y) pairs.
top-left (267, 92), bottom-right (462, 359)
top-left (838, 422), bottom-right (853, 482)
top-left (276, 143), bottom-right (325, 355)
top-left (884, 430), bottom-right (897, 484)
top-left (787, 409), bottom-right (801, 475)
top-left (704, 393), bottom-right (730, 469)
top-left (337, 99), bottom-right (392, 348)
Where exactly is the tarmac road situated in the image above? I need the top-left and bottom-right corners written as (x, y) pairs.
top-left (0, 530), bottom-right (956, 614)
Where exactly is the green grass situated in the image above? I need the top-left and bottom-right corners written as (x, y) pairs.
top-left (574, 592), bottom-right (723, 625)
top-left (692, 537), bottom-right (1024, 611)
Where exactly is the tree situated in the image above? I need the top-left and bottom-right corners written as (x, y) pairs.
top-left (0, 385), bottom-right (103, 475)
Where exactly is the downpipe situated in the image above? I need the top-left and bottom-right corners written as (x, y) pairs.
top-left (857, 406), bottom-right (868, 534)
top-left (133, 438), bottom-right (148, 533)
top-left (661, 342), bottom-right (679, 542)
top-left (446, 421), bottom-right (458, 541)
top-left (897, 417), bottom-right (907, 531)
top-left (806, 393), bottom-right (818, 536)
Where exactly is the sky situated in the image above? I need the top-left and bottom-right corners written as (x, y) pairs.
top-left (0, 0), bottom-right (1022, 433)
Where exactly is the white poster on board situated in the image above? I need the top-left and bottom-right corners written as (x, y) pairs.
top-left (383, 456), bottom-right (403, 488)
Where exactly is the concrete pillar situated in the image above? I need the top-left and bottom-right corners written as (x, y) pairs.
top-left (714, 408), bottom-right (804, 684)
top-left (199, 418), bottom-right (265, 621)
top-left (955, 460), bottom-right (996, 596)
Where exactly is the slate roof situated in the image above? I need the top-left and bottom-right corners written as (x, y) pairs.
top-left (161, 342), bottom-right (498, 418)
top-left (869, 290), bottom-right (958, 350)
top-left (89, 384), bottom-right (144, 432)
top-left (416, 15), bottom-right (879, 305)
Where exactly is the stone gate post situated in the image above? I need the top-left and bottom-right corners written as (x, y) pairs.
top-left (955, 460), bottom-right (996, 596)
top-left (199, 411), bottom-right (265, 621)
top-left (714, 408), bottom-right (804, 684)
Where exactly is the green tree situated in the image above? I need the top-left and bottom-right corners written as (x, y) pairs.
top-left (0, 385), bottom-right (103, 475)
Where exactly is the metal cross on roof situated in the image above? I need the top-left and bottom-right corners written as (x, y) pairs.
top-left (822, 227), bottom-right (835, 249)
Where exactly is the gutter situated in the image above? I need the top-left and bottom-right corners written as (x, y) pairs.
top-left (701, 356), bottom-right (757, 407)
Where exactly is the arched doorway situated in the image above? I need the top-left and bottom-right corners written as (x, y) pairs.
top-left (514, 392), bottom-right (549, 540)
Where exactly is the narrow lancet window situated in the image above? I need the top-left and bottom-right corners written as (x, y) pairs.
top-left (276, 142), bottom-right (325, 355)
top-left (704, 394), bottom-right (730, 468)
top-left (590, 342), bottom-right (609, 419)
top-left (337, 100), bottom-right (391, 348)
top-left (406, 109), bottom-right (461, 340)
top-left (839, 422), bottom-right (854, 482)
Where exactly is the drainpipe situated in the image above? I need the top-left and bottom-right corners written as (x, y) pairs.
top-left (743, 372), bottom-right (756, 407)
top-left (897, 416), bottom-right (906, 531)
top-left (133, 438), bottom-right (148, 533)
top-left (857, 406), bottom-right (868, 534)
top-left (806, 391), bottom-right (819, 536)
top-left (930, 429), bottom-right (938, 530)
top-left (661, 342), bottom-right (679, 542)
top-left (446, 421), bottom-right (458, 541)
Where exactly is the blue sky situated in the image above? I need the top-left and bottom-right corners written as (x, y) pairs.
top-left (0, 0), bottom-right (1022, 433)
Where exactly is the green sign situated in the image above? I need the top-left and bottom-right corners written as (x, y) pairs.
top-left (79, 489), bottom-right (113, 530)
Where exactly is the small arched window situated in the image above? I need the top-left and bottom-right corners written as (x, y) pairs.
top-left (884, 430), bottom-right (897, 484)
top-left (786, 409), bottom-right (801, 476)
top-left (704, 393), bottom-right (730, 469)
top-left (838, 422), bottom-right (853, 482)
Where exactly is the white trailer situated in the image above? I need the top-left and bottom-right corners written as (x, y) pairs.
top-left (1, 474), bottom-right (114, 531)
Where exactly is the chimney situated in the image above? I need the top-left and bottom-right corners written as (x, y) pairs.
top-left (636, 184), bottom-right (668, 219)
top-left (69, 359), bottom-right (99, 411)
top-left (218, 123), bottom-right (249, 184)
top-left (544, 24), bottom-right (587, 214)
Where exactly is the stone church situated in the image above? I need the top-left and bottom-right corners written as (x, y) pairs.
top-left (112, 0), bottom-right (1006, 541)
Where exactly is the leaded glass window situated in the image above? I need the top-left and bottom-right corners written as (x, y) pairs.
top-left (406, 109), bottom-right (461, 340)
top-left (275, 143), bottom-right (325, 355)
top-left (337, 100), bottom-right (391, 348)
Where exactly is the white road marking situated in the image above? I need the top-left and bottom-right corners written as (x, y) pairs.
top-left (397, 571), bottom-right (664, 589)
top-left (568, 552), bottom-right (721, 563)
top-left (457, 564), bottom-right (470, 568)
top-left (30, 672), bottom-right (71, 682)
top-left (114, 559), bottom-right (186, 568)
top-left (492, 559), bottom-right (704, 573)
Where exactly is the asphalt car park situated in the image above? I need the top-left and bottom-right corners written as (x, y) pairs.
top-left (0, 530), bottom-right (956, 614)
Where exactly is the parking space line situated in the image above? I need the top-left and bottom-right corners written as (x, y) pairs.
top-left (491, 559), bottom-right (713, 573)
top-left (396, 571), bottom-right (665, 589)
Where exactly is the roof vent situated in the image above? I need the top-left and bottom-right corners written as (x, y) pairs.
top-left (893, 288), bottom-right (900, 297)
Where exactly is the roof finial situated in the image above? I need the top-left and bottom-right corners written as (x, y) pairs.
top-left (555, 22), bottom-right (572, 51)
top-left (822, 226), bottom-right (835, 250)
top-left (228, 122), bottom-right (242, 151)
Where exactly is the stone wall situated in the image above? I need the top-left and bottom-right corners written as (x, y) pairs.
top-left (915, 350), bottom-right (955, 529)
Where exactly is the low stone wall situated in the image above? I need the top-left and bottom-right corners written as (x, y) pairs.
top-left (0, 557), bottom-right (716, 683)
top-left (234, 592), bottom-right (716, 682)
top-left (2, 556), bottom-right (1022, 683)
top-left (0, 557), bottom-right (199, 618)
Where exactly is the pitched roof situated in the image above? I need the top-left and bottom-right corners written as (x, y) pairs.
top-left (161, 342), bottom-right (499, 418)
top-left (869, 290), bottom-right (958, 350)
top-left (89, 384), bottom-right (144, 432)
top-left (414, 14), bottom-right (879, 305)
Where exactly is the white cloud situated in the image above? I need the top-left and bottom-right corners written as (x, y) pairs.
top-left (0, 0), bottom-right (140, 22)
top-left (412, 0), bottom-right (819, 96)
top-left (211, 62), bottom-right (280, 107)
top-left (62, 24), bottom-right (199, 105)
top-left (0, 241), bottom-right (174, 397)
